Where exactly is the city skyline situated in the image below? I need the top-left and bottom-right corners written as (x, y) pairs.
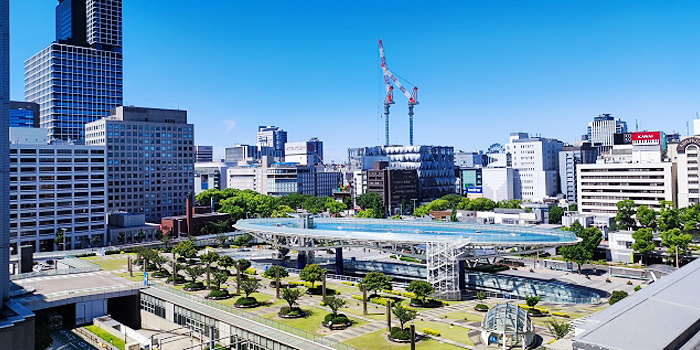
top-left (9, 0), bottom-right (700, 161)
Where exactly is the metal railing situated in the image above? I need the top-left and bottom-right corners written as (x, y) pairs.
top-left (10, 258), bottom-right (101, 280)
top-left (17, 283), bottom-right (146, 310)
top-left (148, 284), bottom-right (357, 350)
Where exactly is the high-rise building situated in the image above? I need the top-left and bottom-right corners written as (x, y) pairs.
top-left (85, 106), bottom-right (194, 222)
top-left (558, 142), bottom-right (598, 203)
top-left (9, 101), bottom-right (39, 128)
top-left (194, 161), bottom-right (229, 195)
top-left (285, 138), bottom-right (324, 166)
top-left (454, 150), bottom-right (485, 168)
top-left (224, 144), bottom-right (276, 164)
top-left (256, 126), bottom-right (287, 158)
top-left (9, 128), bottom-right (107, 252)
top-left (0, 0), bottom-right (10, 308)
top-left (385, 145), bottom-right (456, 202)
top-left (25, 0), bottom-right (123, 142)
top-left (194, 145), bottom-right (213, 162)
top-left (587, 114), bottom-right (627, 149)
top-left (506, 133), bottom-right (564, 202)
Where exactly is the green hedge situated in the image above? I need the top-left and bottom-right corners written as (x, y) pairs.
top-left (390, 327), bottom-right (411, 340)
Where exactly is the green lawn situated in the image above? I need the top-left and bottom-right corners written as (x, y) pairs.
top-left (81, 257), bottom-right (127, 271)
top-left (114, 272), bottom-right (145, 283)
top-left (263, 307), bottom-right (367, 334)
top-left (342, 303), bottom-right (391, 320)
top-left (216, 292), bottom-right (281, 307)
top-left (343, 329), bottom-right (466, 350)
top-left (444, 311), bottom-right (484, 322)
top-left (413, 321), bottom-right (474, 345)
top-left (84, 325), bottom-right (125, 350)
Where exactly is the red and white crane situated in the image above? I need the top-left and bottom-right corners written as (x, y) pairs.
top-left (379, 39), bottom-right (419, 146)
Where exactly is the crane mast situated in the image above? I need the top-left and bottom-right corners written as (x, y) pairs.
top-left (378, 40), bottom-right (419, 146)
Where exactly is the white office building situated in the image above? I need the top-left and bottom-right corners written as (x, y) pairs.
top-left (482, 168), bottom-right (520, 202)
top-left (675, 119), bottom-right (700, 207)
top-left (587, 114), bottom-right (627, 148)
top-left (9, 128), bottom-right (107, 252)
top-left (194, 161), bottom-right (229, 195)
top-left (506, 133), bottom-right (564, 202)
top-left (257, 126), bottom-right (287, 158)
top-left (285, 138), bottom-right (323, 166)
top-left (227, 157), bottom-right (341, 197)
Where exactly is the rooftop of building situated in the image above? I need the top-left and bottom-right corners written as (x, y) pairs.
top-left (573, 257), bottom-right (700, 350)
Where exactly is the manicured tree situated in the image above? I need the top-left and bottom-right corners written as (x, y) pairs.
top-left (661, 228), bottom-right (693, 268)
top-left (240, 278), bottom-right (261, 299)
top-left (263, 266), bottom-right (289, 279)
top-left (392, 304), bottom-right (417, 330)
top-left (212, 270), bottom-right (229, 290)
top-left (218, 255), bottom-right (235, 275)
top-left (406, 280), bottom-right (434, 305)
top-left (135, 229), bottom-right (146, 243)
top-left (300, 264), bottom-right (326, 289)
top-left (173, 240), bottom-right (197, 262)
top-left (360, 271), bottom-right (393, 296)
top-left (151, 254), bottom-right (169, 274)
top-left (636, 205), bottom-right (658, 230)
top-left (158, 230), bottom-right (172, 250)
top-left (525, 296), bottom-right (540, 308)
top-left (546, 318), bottom-right (571, 339)
top-left (632, 228), bottom-right (655, 265)
top-left (615, 200), bottom-right (637, 230)
top-left (184, 264), bottom-right (205, 284)
top-left (323, 295), bottom-right (347, 318)
top-left (281, 287), bottom-right (305, 310)
top-left (237, 259), bottom-right (252, 272)
top-left (199, 251), bottom-right (220, 289)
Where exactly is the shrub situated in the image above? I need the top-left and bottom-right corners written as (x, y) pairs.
top-left (244, 268), bottom-right (257, 275)
top-left (401, 292), bottom-right (417, 299)
top-left (609, 290), bottom-right (628, 305)
top-left (331, 316), bottom-right (350, 325)
top-left (423, 328), bottom-right (441, 337)
top-left (551, 312), bottom-right (570, 318)
top-left (184, 282), bottom-right (204, 289)
top-left (390, 327), bottom-right (411, 340)
top-left (634, 285), bottom-right (642, 292)
top-left (105, 250), bottom-right (121, 255)
top-left (475, 303), bottom-right (489, 310)
top-left (546, 318), bottom-right (571, 339)
top-left (166, 275), bottom-right (185, 283)
top-left (400, 256), bottom-right (421, 263)
top-left (352, 295), bottom-right (363, 301)
top-left (627, 280), bottom-right (633, 285)
top-left (262, 266), bottom-right (289, 279)
top-left (341, 281), bottom-right (357, 286)
top-left (207, 288), bottom-right (229, 299)
top-left (605, 278), bottom-right (611, 283)
top-left (234, 296), bottom-right (258, 306)
top-left (279, 307), bottom-right (303, 317)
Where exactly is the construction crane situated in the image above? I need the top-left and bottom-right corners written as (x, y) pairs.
top-left (378, 39), bottom-right (419, 146)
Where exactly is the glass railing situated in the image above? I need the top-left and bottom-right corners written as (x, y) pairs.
top-left (148, 284), bottom-right (357, 350)
top-left (10, 257), bottom-right (101, 280)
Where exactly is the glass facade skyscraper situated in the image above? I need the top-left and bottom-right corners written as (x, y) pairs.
top-left (9, 101), bottom-right (39, 128)
top-left (25, 0), bottom-right (123, 142)
top-left (1, 0), bottom-right (10, 307)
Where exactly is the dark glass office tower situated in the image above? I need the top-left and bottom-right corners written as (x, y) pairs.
top-left (25, 0), bottom-right (123, 142)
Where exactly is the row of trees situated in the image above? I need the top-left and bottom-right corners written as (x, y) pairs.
top-left (616, 200), bottom-right (695, 267)
top-left (196, 189), bottom-right (348, 222)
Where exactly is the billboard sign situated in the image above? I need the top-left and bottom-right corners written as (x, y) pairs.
top-left (466, 186), bottom-right (483, 194)
top-left (632, 131), bottom-right (661, 145)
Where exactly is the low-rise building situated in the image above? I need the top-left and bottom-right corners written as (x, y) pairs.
top-left (106, 212), bottom-right (160, 246)
top-left (363, 161), bottom-right (418, 215)
top-left (194, 161), bottom-right (229, 195)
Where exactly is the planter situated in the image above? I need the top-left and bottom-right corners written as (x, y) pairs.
top-left (183, 286), bottom-right (206, 291)
top-left (321, 321), bottom-right (352, 330)
top-left (474, 306), bottom-right (489, 312)
top-left (410, 301), bottom-right (442, 308)
top-left (234, 301), bottom-right (258, 308)
top-left (387, 336), bottom-right (413, 343)
top-left (277, 311), bottom-right (305, 318)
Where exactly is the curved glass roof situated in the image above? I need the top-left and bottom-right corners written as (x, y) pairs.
top-left (481, 303), bottom-right (531, 335)
top-left (235, 218), bottom-right (578, 245)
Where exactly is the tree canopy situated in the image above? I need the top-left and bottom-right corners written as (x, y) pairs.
top-left (549, 206), bottom-right (564, 224)
top-left (615, 200), bottom-right (637, 230)
top-left (299, 264), bottom-right (326, 288)
top-left (632, 228), bottom-right (655, 265)
top-left (360, 271), bottom-right (392, 295)
top-left (559, 221), bottom-right (602, 273)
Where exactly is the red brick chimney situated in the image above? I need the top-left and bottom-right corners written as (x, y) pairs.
top-left (186, 192), bottom-right (193, 235)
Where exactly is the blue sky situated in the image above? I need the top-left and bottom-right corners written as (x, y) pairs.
top-left (9, 1), bottom-right (700, 162)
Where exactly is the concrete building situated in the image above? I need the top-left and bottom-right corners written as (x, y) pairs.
top-left (85, 106), bottom-right (195, 222)
top-left (227, 157), bottom-right (342, 197)
top-left (482, 168), bottom-right (520, 202)
top-left (25, 0), bottom-right (123, 141)
top-left (194, 146), bottom-right (213, 162)
top-left (577, 162), bottom-right (676, 217)
top-left (256, 125), bottom-right (287, 158)
top-left (285, 138), bottom-right (323, 166)
top-left (363, 161), bottom-right (418, 215)
top-left (674, 120), bottom-right (700, 208)
top-left (347, 146), bottom-right (389, 171)
top-left (224, 144), bottom-right (276, 164)
top-left (458, 167), bottom-right (483, 198)
top-left (10, 128), bottom-right (107, 252)
top-left (194, 161), bottom-right (229, 195)
top-left (506, 133), bottom-right (564, 202)
top-left (558, 142), bottom-right (598, 203)
top-left (0, 0), bottom-right (10, 310)
top-left (106, 212), bottom-right (159, 245)
top-left (454, 150), bottom-right (485, 168)
top-left (9, 101), bottom-right (39, 128)
top-left (587, 113), bottom-right (627, 149)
